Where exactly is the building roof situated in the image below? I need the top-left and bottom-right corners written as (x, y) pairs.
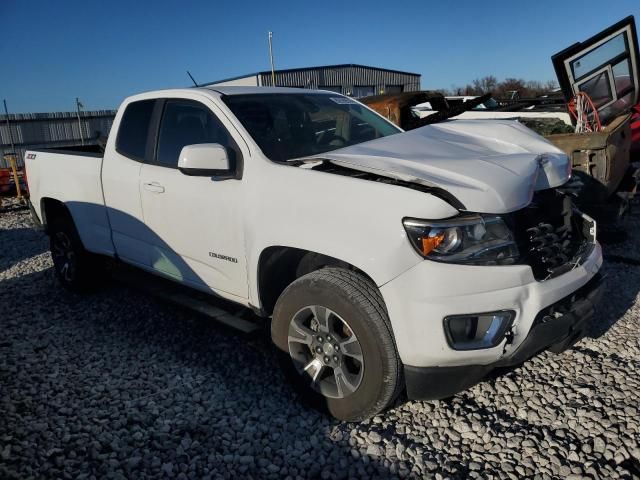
top-left (201, 86), bottom-right (327, 95)
top-left (202, 63), bottom-right (420, 86)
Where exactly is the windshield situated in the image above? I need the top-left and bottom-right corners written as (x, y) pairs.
top-left (222, 93), bottom-right (401, 162)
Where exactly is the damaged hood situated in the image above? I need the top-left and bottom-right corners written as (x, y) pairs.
top-left (312, 120), bottom-right (570, 213)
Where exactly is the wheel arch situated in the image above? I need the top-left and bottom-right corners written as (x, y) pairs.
top-left (40, 197), bottom-right (73, 233)
top-left (256, 246), bottom-right (378, 316)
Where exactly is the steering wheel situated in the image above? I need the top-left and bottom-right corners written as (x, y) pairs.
top-left (318, 133), bottom-right (348, 146)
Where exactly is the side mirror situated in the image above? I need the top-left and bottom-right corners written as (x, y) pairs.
top-left (178, 143), bottom-right (233, 177)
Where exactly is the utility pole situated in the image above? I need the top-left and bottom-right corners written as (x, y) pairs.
top-left (2, 99), bottom-right (23, 201)
top-left (75, 97), bottom-right (84, 145)
top-left (3, 99), bottom-right (16, 159)
top-left (268, 31), bottom-right (276, 87)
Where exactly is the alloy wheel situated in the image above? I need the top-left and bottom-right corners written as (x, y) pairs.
top-left (52, 231), bottom-right (76, 282)
top-left (287, 305), bottom-right (364, 399)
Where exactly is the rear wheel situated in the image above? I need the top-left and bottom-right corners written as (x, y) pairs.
top-left (49, 215), bottom-right (104, 292)
top-left (272, 268), bottom-right (402, 421)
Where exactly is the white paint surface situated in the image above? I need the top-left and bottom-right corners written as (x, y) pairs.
top-left (25, 87), bottom-right (600, 368)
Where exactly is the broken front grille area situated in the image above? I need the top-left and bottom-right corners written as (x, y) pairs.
top-left (509, 189), bottom-right (593, 281)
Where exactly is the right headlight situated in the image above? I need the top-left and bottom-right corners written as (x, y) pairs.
top-left (402, 215), bottom-right (520, 265)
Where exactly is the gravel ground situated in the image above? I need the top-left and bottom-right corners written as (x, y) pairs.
top-left (1, 198), bottom-right (639, 479)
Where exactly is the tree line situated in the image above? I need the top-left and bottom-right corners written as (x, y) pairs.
top-left (438, 76), bottom-right (560, 99)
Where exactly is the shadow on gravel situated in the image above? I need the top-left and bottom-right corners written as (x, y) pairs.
top-left (3, 206), bottom-right (640, 478)
top-left (0, 226), bottom-right (48, 272)
top-left (582, 257), bottom-right (640, 340)
top-left (0, 202), bottom-right (28, 214)
top-left (1, 266), bottom-right (410, 479)
top-left (2, 262), bottom-right (638, 478)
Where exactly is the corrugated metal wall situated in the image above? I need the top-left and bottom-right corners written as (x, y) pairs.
top-left (259, 65), bottom-right (420, 96)
top-left (0, 111), bottom-right (115, 167)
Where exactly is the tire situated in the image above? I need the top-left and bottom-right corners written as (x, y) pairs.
top-left (49, 213), bottom-right (104, 292)
top-left (271, 267), bottom-right (403, 421)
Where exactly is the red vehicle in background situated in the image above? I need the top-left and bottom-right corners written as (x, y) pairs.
top-left (632, 104), bottom-right (640, 157)
top-left (0, 154), bottom-right (26, 197)
top-left (0, 168), bottom-right (16, 194)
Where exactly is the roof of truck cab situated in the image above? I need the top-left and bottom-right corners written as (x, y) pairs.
top-left (123, 87), bottom-right (335, 104)
top-left (200, 86), bottom-right (335, 95)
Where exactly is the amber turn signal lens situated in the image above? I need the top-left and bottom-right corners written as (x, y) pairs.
top-left (421, 233), bottom-right (445, 256)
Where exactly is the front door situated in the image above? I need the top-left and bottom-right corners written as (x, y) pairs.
top-left (139, 98), bottom-right (248, 299)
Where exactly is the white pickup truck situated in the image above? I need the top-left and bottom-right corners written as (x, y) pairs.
top-left (26, 87), bottom-right (604, 421)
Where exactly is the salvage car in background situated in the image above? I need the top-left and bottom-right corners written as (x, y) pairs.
top-left (411, 95), bottom-right (573, 126)
top-left (549, 15), bottom-right (639, 205)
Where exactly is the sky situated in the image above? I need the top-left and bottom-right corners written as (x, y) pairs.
top-left (1, 0), bottom-right (639, 113)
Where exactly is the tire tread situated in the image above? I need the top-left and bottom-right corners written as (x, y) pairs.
top-left (273, 267), bottom-right (403, 421)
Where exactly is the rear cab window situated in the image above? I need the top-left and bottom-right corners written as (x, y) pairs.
top-left (116, 99), bottom-right (156, 161)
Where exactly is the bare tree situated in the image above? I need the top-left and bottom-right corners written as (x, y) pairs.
top-left (544, 79), bottom-right (559, 91)
top-left (496, 78), bottom-right (527, 97)
top-left (437, 77), bottom-right (560, 100)
top-left (525, 80), bottom-right (545, 97)
top-left (472, 76), bottom-right (498, 94)
top-left (462, 84), bottom-right (480, 96)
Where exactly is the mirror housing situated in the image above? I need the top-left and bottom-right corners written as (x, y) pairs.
top-left (178, 143), bottom-right (233, 177)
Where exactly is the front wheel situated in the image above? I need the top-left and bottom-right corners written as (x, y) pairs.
top-left (271, 268), bottom-right (403, 421)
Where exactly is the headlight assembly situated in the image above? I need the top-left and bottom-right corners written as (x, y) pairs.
top-left (402, 215), bottom-right (519, 265)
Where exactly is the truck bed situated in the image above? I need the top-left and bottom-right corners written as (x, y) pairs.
top-left (34, 144), bottom-right (105, 156)
top-left (25, 147), bottom-right (114, 256)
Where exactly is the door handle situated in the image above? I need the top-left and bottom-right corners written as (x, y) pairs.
top-left (143, 182), bottom-right (165, 193)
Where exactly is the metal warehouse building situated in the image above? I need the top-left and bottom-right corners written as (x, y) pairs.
top-left (1, 111), bottom-right (115, 167)
top-left (203, 64), bottom-right (421, 97)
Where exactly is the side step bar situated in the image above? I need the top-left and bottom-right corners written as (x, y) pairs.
top-left (112, 265), bottom-right (261, 334)
top-left (161, 292), bottom-right (259, 333)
